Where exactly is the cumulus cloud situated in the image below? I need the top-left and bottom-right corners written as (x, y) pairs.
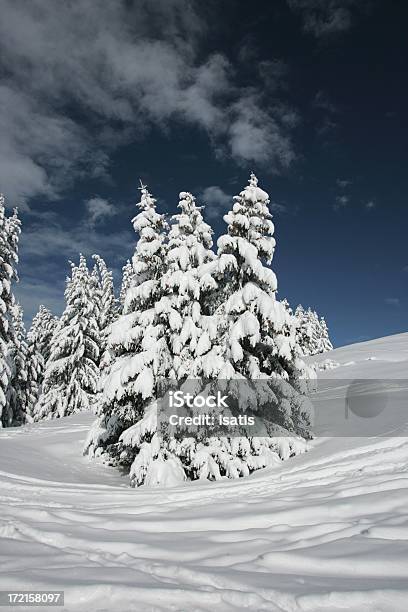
top-left (365, 200), bottom-right (376, 210)
top-left (0, 0), bottom-right (296, 207)
top-left (85, 197), bottom-right (116, 228)
top-left (228, 94), bottom-right (297, 168)
top-left (200, 186), bottom-right (232, 219)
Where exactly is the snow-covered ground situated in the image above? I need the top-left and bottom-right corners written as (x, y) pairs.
top-left (1, 333), bottom-right (408, 611)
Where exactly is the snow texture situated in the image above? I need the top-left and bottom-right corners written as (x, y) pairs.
top-left (1, 332), bottom-right (408, 610)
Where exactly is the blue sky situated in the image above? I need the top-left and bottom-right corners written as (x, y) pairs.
top-left (0, 0), bottom-right (407, 347)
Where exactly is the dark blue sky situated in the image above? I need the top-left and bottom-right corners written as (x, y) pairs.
top-left (1, 0), bottom-right (407, 346)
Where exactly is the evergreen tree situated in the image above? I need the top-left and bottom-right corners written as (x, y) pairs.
top-left (28, 305), bottom-right (58, 367)
top-left (8, 304), bottom-right (38, 422)
top-left (281, 298), bottom-right (293, 316)
top-left (84, 183), bottom-right (171, 476)
top-left (214, 174), bottom-right (312, 429)
top-left (317, 316), bottom-right (333, 353)
top-left (294, 305), bottom-right (313, 356)
top-left (27, 305), bottom-right (58, 407)
top-left (162, 191), bottom-right (216, 379)
top-left (91, 254), bottom-right (117, 353)
top-left (169, 174), bottom-right (314, 481)
top-left (116, 190), bottom-right (221, 485)
top-left (35, 256), bottom-right (100, 421)
top-left (90, 254), bottom-right (118, 412)
top-left (119, 260), bottom-right (134, 308)
top-left (295, 306), bottom-right (333, 356)
top-left (85, 178), bottom-right (313, 487)
top-left (0, 196), bottom-right (21, 427)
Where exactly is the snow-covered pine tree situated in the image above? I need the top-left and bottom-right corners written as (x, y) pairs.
top-left (28, 305), bottom-right (58, 367)
top-left (85, 187), bottom-right (230, 486)
top-left (8, 304), bottom-right (39, 422)
top-left (162, 190), bottom-right (217, 379)
top-left (90, 255), bottom-right (118, 412)
top-left (317, 316), bottom-right (333, 353)
top-left (91, 254), bottom-right (117, 353)
top-left (295, 306), bottom-right (333, 356)
top-left (27, 305), bottom-right (58, 407)
top-left (34, 256), bottom-right (100, 421)
top-left (281, 298), bottom-right (293, 317)
top-left (212, 173), bottom-right (313, 435)
top-left (115, 190), bottom-right (223, 485)
top-left (162, 174), bottom-right (314, 483)
top-left (294, 305), bottom-right (310, 355)
top-left (85, 178), bottom-right (313, 487)
top-left (84, 183), bottom-right (171, 476)
top-left (119, 260), bottom-right (134, 308)
top-left (0, 196), bottom-right (21, 427)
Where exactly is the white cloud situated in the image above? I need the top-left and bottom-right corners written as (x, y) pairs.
top-left (200, 186), bottom-right (232, 219)
top-left (0, 1), bottom-right (296, 207)
top-left (85, 197), bottom-right (116, 228)
top-left (365, 200), bottom-right (376, 210)
top-left (334, 194), bottom-right (349, 210)
top-left (20, 216), bottom-right (134, 264)
top-left (228, 94), bottom-right (296, 168)
top-left (200, 183), bottom-right (287, 219)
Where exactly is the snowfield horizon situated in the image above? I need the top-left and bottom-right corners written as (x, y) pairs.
top-left (1, 331), bottom-right (408, 611)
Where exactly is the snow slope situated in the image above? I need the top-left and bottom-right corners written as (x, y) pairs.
top-left (1, 333), bottom-right (408, 611)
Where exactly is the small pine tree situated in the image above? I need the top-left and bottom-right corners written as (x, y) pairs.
top-left (317, 316), bottom-right (333, 353)
top-left (28, 305), bottom-right (58, 367)
top-left (8, 304), bottom-right (39, 422)
top-left (91, 254), bottom-right (117, 353)
top-left (35, 256), bottom-right (100, 421)
top-left (281, 298), bottom-right (293, 317)
top-left (27, 305), bottom-right (58, 410)
top-left (295, 306), bottom-right (333, 356)
top-left (295, 305), bottom-right (313, 356)
top-left (119, 260), bottom-right (134, 307)
top-left (0, 196), bottom-right (21, 427)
